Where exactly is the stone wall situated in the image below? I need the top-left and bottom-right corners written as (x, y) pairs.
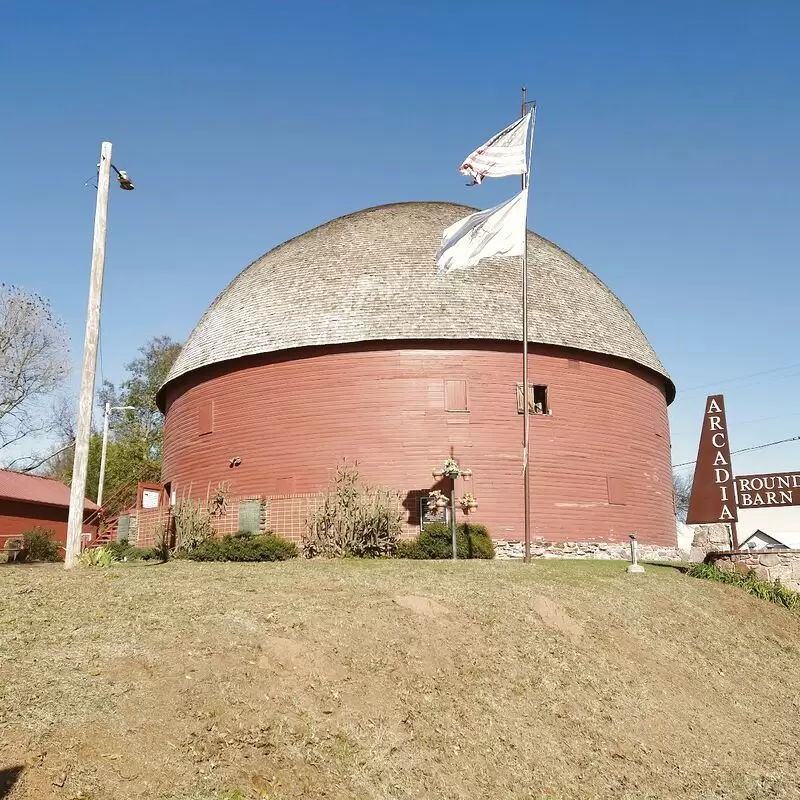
top-left (494, 539), bottom-right (684, 562)
top-left (690, 523), bottom-right (733, 558)
top-left (706, 549), bottom-right (800, 591)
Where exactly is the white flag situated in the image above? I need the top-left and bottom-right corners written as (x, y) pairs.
top-left (459, 112), bottom-right (531, 185)
top-left (435, 187), bottom-right (528, 273)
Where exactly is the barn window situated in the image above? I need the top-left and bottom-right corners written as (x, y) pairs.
top-left (198, 400), bottom-right (214, 436)
top-left (445, 379), bottom-right (468, 412)
top-left (607, 477), bottom-right (627, 506)
top-left (516, 383), bottom-right (549, 415)
top-left (238, 499), bottom-right (261, 534)
top-left (117, 515), bottom-right (131, 542)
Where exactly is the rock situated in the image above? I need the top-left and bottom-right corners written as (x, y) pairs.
top-left (753, 566), bottom-right (770, 581)
top-left (759, 554), bottom-right (781, 567)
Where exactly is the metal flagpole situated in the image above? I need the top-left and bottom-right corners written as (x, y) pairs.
top-left (521, 88), bottom-right (537, 563)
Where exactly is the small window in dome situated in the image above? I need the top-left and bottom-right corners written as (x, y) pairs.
top-left (516, 383), bottom-right (549, 415)
top-left (445, 380), bottom-right (468, 412)
top-left (198, 400), bottom-right (214, 436)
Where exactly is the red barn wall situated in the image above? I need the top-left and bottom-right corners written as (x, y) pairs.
top-left (162, 341), bottom-right (674, 545)
top-left (0, 501), bottom-right (97, 554)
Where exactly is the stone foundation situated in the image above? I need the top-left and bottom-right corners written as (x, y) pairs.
top-left (494, 539), bottom-right (684, 562)
top-left (706, 549), bottom-right (800, 591)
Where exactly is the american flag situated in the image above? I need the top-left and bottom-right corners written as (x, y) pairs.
top-left (459, 112), bottom-right (532, 185)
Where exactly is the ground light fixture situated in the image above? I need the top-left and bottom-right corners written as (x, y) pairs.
top-left (627, 533), bottom-right (645, 574)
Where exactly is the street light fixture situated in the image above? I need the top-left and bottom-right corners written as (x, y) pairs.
top-left (96, 403), bottom-right (136, 508)
top-left (64, 142), bottom-right (134, 568)
top-left (111, 164), bottom-right (135, 191)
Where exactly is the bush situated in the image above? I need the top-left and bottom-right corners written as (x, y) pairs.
top-left (79, 546), bottom-right (119, 567)
top-left (182, 533), bottom-right (297, 562)
top-left (106, 541), bottom-right (158, 561)
top-left (303, 462), bottom-right (401, 558)
top-left (395, 539), bottom-right (429, 559)
top-left (397, 522), bottom-right (495, 560)
top-left (21, 527), bottom-right (61, 562)
top-left (688, 561), bottom-right (800, 610)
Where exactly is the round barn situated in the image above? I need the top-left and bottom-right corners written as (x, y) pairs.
top-left (157, 202), bottom-right (675, 550)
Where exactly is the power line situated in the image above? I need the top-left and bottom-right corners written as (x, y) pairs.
top-left (672, 410), bottom-right (800, 438)
top-left (681, 362), bottom-right (800, 393)
top-left (672, 435), bottom-right (800, 468)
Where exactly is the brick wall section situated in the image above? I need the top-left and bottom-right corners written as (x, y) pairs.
top-left (162, 340), bottom-right (674, 546)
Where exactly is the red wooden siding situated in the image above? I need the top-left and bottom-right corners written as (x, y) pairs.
top-left (0, 499), bottom-right (97, 553)
top-left (162, 341), bottom-right (673, 545)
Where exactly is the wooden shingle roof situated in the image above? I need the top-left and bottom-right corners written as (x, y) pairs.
top-left (161, 202), bottom-right (673, 402)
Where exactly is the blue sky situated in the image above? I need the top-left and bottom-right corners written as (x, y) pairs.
top-left (2, 0), bottom-right (799, 474)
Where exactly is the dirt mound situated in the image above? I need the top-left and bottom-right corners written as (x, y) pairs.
top-left (393, 594), bottom-right (449, 617)
top-left (1, 560), bottom-right (799, 799)
top-left (532, 594), bottom-right (582, 640)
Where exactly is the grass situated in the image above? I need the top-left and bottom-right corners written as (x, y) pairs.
top-left (1, 559), bottom-right (800, 799)
top-left (688, 561), bottom-right (800, 610)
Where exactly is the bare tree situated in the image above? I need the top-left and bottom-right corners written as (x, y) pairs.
top-left (0, 285), bottom-right (69, 466)
top-left (673, 469), bottom-right (693, 522)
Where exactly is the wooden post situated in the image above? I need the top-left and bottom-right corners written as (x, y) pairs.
top-left (450, 477), bottom-right (458, 561)
top-left (65, 142), bottom-right (112, 568)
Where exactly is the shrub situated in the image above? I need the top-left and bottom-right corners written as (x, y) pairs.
top-left (183, 533), bottom-right (297, 562)
top-left (688, 561), bottom-right (800, 611)
top-left (395, 539), bottom-right (429, 559)
top-left (79, 546), bottom-right (119, 567)
top-left (106, 541), bottom-right (158, 561)
top-left (303, 462), bottom-right (401, 558)
top-left (458, 523), bottom-right (495, 559)
top-left (21, 527), bottom-right (61, 562)
top-left (397, 522), bottom-right (495, 560)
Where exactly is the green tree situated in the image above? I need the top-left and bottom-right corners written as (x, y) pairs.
top-left (95, 335), bottom-right (181, 512)
top-left (52, 336), bottom-right (181, 514)
top-left (99, 335), bottom-right (182, 458)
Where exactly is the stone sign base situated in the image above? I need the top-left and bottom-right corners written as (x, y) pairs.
top-left (494, 539), bottom-right (684, 562)
top-left (705, 549), bottom-right (800, 591)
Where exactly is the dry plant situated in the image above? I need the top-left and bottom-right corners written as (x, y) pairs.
top-left (173, 482), bottom-right (230, 553)
top-left (303, 461), bottom-right (401, 558)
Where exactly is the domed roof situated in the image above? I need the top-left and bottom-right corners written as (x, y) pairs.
top-left (161, 202), bottom-right (673, 402)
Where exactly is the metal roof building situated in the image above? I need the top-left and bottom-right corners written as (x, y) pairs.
top-left (0, 469), bottom-right (98, 556)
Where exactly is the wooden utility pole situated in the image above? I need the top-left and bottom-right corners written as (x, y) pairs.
top-left (65, 142), bottom-right (113, 568)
